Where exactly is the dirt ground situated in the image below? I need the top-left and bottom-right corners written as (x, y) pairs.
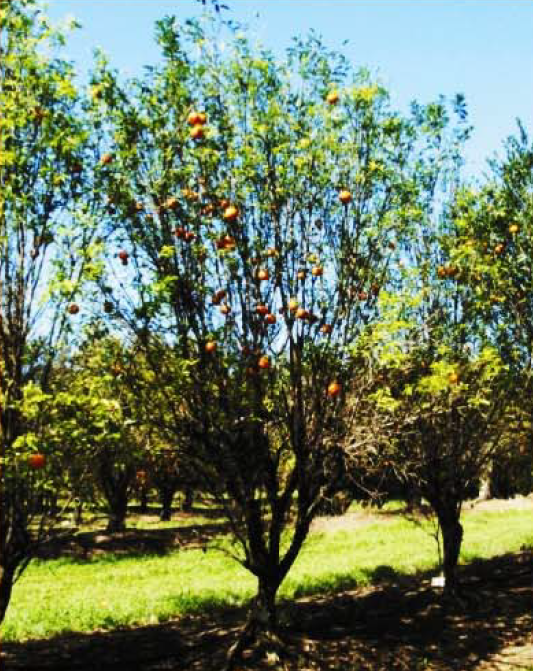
top-left (2, 499), bottom-right (532, 671)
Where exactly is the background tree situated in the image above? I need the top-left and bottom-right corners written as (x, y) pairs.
top-left (460, 124), bottom-right (533, 497)
top-left (0, 0), bottom-right (99, 622)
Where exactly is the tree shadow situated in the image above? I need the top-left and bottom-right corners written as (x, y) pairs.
top-left (2, 551), bottom-right (531, 670)
top-left (35, 519), bottom-right (232, 561)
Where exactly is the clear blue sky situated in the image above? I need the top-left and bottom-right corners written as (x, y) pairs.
top-left (46, 0), bottom-right (533, 179)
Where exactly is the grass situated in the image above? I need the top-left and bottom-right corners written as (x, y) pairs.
top-left (2, 508), bottom-right (531, 643)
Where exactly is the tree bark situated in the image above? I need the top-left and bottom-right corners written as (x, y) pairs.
top-left (224, 574), bottom-right (282, 671)
top-left (139, 488), bottom-right (148, 514)
top-left (106, 494), bottom-right (128, 533)
top-left (440, 515), bottom-right (464, 595)
top-left (182, 486), bottom-right (194, 512)
top-left (0, 564), bottom-right (15, 625)
top-left (74, 500), bottom-right (84, 526)
top-left (159, 488), bottom-right (175, 521)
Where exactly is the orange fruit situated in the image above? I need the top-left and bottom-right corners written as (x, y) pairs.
top-left (28, 453), bottom-right (46, 470)
top-left (258, 356), bottom-right (270, 370)
top-left (223, 205), bottom-right (239, 222)
top-left (190, 125), bottom-right (204, 140)
top-left (339, 189), bottom-right (352, 205)
top-left (327, 381), bottom-right (341, 397)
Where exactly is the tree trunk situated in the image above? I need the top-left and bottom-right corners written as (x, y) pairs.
top-left (182, 486), bottom-right (194, 512)
top-left (74, 500), bottom-right (84, 526)
top-left (440, 515), bottom-right (463, 595)
top-left (159, 488), bottom-right (175, 521)
top-left (224, 574), bottom-right (282, 670)
top-left (106, 494), bottom-right (128, 533)
top-left (0, 564), bottom-right (15, 625)
top-left (139, 488), bottom-right (148, 514)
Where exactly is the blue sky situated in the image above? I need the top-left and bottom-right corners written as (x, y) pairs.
top-left (46, 0), bottom-right (533, 179)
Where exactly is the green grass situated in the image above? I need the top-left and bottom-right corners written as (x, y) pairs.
top-left (2, 509), bottom-right (531, 643)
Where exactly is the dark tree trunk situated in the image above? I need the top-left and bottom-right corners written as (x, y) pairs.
top-left (139, 488), bottom-right (148, 514)
top-left (439, 514), bottom-right (464, 595)
top-left (106, 493), bottom-right (128, 533)
top-left (74, 500), bottom-right (84, 526)
top-left (0, 564), bottom-right (15, 625)
top-left (159, 488), bottom-right (175, 521)
top-left (182, 486), bottom-right (194, 512)
top-left (224, 574), bottom-right (282, 671)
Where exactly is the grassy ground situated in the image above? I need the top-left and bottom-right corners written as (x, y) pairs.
top-left (2, 506), bottom-right (531, 644)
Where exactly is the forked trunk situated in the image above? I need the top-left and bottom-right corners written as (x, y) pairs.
top-left (224, 574), bottom-right (283, 671)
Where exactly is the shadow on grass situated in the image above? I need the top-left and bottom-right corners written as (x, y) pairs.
top-left (3, 550), bottom-right (532, 671)
top-left (35, 519), bottom-right (232, 562)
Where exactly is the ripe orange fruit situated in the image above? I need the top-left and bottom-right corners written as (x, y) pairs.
top-left (187, 111), bottom-right (201, 126)
top-left (266, 247), bottom-right (277, 258)
top-left (258, 356), bottom-right (270, 370)
top-left (358, 291), bottom-right (368, 301)
top-left (223, 205), bottom-right (239, 222)
top-left (100, 153), bottom-right (113, 166)
top-left (184, 231), bottom-right (196, 243)
top-left (223, 235), bottom-right (236, 250)
top-left (326, 90), bottom-right (339, 105)
top-left (257, 269), bottom-right (269, 281)
top-left (205, 341), bottom-right (217, 353)
top-left (288, 298), bottom-right (299, 312)
top-left (265, 313), bottom-right (277, 324)
top-left (68, 303), bottom-right (80, 315)
top-left (339, 189), bottom-right (352, 205)
top-left (190, 125), bottom-right (204, 140)
top-left (256, 304), bottom-right (269, 316)
top-left (437, 266), bottom-right (447, 279)
top-left (311, 266), bottom-right (323, 277)
top-left (494, 243), bottom-right (505, 255)
top-left (118, 250), bottom-right (129, 266)
top-left (320, 324), bottom-right (333, 334)
top-left (219, 198), bottom-right (230, 209)
top-left (219, 304), bottom-right (231, 315)
top-left (448, 372), bottom-right (459, 384)
top-left (509, 223), bottom-right (519, 234)
top-left (196, 112), bottom-right (207, 125)
top-left (174, 227), bottom-right (186, 239)
top-left (28, 453), bottom-right (46, 470)
top-left (296, 308), bottom-right (309, 320)
top-left (327, 381), bottom-right (341, 397)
